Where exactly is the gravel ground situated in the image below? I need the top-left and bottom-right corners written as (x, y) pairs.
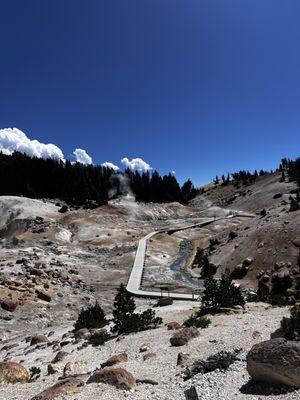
top-left (0, 302), bottom-right (299, 400)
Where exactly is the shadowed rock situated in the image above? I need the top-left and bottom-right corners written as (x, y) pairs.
top-left (247, 338), bottom-right (300, 388)
top-left (170, 327), bottom-right (199, 346)
top-left (87, 367), bottom-right (136, 390)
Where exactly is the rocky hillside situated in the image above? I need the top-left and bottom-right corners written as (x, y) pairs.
top-left (190, 172), bottom-right (300, 292)
top-left (0, 169), bottom-right (299, 400)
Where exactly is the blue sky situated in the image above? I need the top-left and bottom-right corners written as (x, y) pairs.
top-left (0, 0), bottom-right (299, 185)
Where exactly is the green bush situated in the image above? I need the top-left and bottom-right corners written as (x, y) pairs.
top-left (209, 238), bottom-right (220, 252)
top-left (260, 208), bottom-right (267, 217)
top-left (89, 331), bottom-right (111, 346)
top-left (184, 314), bottom-right (211, 328)
top-left (112, 284), bottom-right (162, 334)
top-left (228, 231), bottom-right (237, 241)
top-left (74, 302), bottom-right (106, 331)
top-left (201, 269), bottom-right (245, 311)
top-left (193, 247), bottom-right (217, 278)
top-left (29, 367), bottom-right (41, 382)
top-left (280, 305), bottom-right (300, 340)
top-left (290, 197), bottom-right (300, 212)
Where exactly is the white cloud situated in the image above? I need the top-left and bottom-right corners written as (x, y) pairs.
top-left (0, 127), bottom-right (65, 161)
top-left (73, 148), bottom-right (92, 165)
top-left (121, 157), bottom-right (152, 172)
top-left (101, 161), bottom-right (119, 171)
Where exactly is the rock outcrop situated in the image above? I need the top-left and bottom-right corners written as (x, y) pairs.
top-left (170, 327), bottom-right (199, 346)
top-left (101, 353), bottom-right (128, 368)
top-left (247, 338), bottom-right (300, 388)
top-left (31, 375), bottom-right (88, 400)
top-left (87, 367), bottom-right (136, 390)
top-left (0, 362), bottom-right (29, 385)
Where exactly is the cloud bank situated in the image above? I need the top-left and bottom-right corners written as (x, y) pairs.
top-left (0, 128), bottom-right (65, 161)
top-left (101, 161), bottom-right (119, 171)
top-left (73, 148), bottom-right (93, 165)
top-left (0, 128), bottom-right (153, 173)
top-left (121, 157), bottom-right (152, 172)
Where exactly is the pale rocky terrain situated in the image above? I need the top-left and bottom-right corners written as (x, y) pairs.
top-left (0, 171), bottom-right (299, 399)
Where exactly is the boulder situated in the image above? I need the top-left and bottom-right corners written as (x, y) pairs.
top-left (73, 328), bottom-right (90, 340)
top-left (47, 364), bottom-right (60, 375)
top-left (0, 361), bottom-right (29, 385)
top-left (270, 328), bottom-right (285, 339)
top-left (30, 335), bottom-right (48, 346)
top-left (31, 375), bottom-right (88, 400)
top-left (0, 298), bottom-right (18, 312)
top-left (101, 353), bottom-right (128, 368)
top-left (177, 352), bottom-right (192, 366)
top-left (52, 351), bottom-right (69, 364)
top-left (167, 322), bottom-right (181, 330)
top-left (36, 290), bottom-right (51, 302)
top-left (292, 238), bottom-right (300, 248)
top-left (87, 367), bottom-right (136, 390)
top-left (156, 297), bottom-right (173, 307)
top-left (170, 327), bottom-right (199, 347)
top-left (247, 338), bottom-right (300, 388)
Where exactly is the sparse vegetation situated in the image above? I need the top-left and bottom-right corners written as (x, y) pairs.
top-left (183, 315), bottom-right (211, 329)
top-left (260, 208), bottom-right (267, 217)
top-left (280, 305), bottom-right (300, 341)
top-left (89, 331), bottom-right (111, 346)
top-left (29, 367), bottom-right (41, 382)
top-left (200, 269), bottom-right (245, 313)
top-left (208, 238), bottom-right (220, 253)
top-left (228, 231), bottom-right (237, 241)
top-left (289, 196), bottom-right (300, 212)
top-left (230, 264), bottom-right (249, 279)
top-left (112, 284), bottom-right (162, 334)
top-left (192, 248), bottom-right (217, 278)
top-left (184, 349), bottom-right (241, 380)
top-left (74, 302), bottom-right (106, 331)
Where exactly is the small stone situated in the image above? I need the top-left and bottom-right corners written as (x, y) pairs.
top-left (36, 290), bottom-right (51, 302)
top-left (63, 362), bottom-right (74, 375)
top-left (47, 363), bottom-right (60, 375)
top-left (30, 335), bottom-right (48, 346)
top-left (139, 343), bottom-right (151, 352)
top-left (167, 322), bottom-right (181, 330)
top-left (102, 353), bottom-right (128, 368)
top-left (143, 352), bottom-right (157, 361)
top-left (52, 351), bottom-right (69, 364)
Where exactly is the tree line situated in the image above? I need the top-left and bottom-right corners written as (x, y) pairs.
top-left (0, 151), bottom-right (198, 206)
top-left (280, 157), bottom-right (300, 187)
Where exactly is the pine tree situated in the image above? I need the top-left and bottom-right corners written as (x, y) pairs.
top-left (112, 284), bottom-right (162, 334)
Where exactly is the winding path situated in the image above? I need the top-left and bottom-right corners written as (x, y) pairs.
top-left (126, 213), bottom-right (254, 301)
